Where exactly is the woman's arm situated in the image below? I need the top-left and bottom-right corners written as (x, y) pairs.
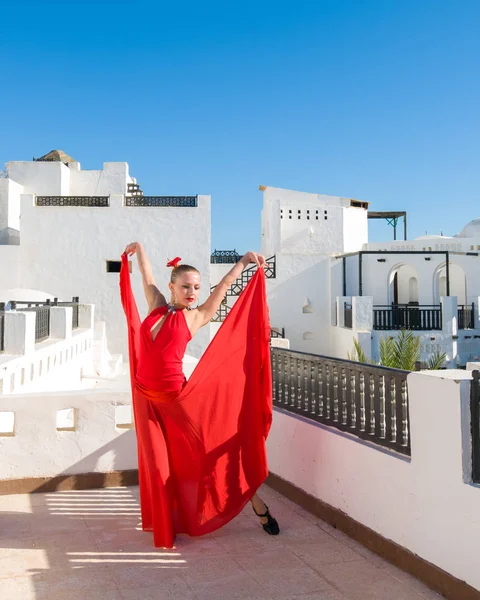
top-left (124, 242), bottom-right (166, 312)
top-left (195, 251), bottom-right (266, 327)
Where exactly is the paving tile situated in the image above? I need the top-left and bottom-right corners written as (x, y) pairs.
top-left (253, 564), bottom-right (334, 597)
top-left (234, 547), bottom-right (306, 573)
top-left (290, 539), bottom-right (365, 568)
top-left (181, 555), bottom-right (247, 585)
top-left (190, 572), bottom-right (273, 600)
top-left (32, 564), bottom-right (118, 599)
top-left (286, 591), bottom-right (348, 600)
top-left (382, 564), bottom-right (445, 599)
top-left (104, 560), bottom-right (188, 589)
top-left (119, 580), bottom-right (196, 600)
top-left (317, 559), bottom-right (426, 600)
top-left (278, 524), bottom-right (338, 547)
top-left (172, 534), bottom-right (226, 557)
top-left (1, 575), bottom-right (37, 600)
top-left (0, 547), bottom-right (50, 578)
top-left (216, 530), bottom-right (284, 555)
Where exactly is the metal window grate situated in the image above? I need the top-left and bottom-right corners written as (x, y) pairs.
top-left (36, 196), bottom-right (109, 207)
top-left (125, 196), bottom-right (198, 207)
top-left (210, 250), bottom-right (242, 264)
top-left (272, 348), bottom-right (411, 456)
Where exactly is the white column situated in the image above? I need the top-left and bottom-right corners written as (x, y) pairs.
top-left (78, 304), bottom-right (95, 329)
top-left (4, 311), bottom-right (36, 355)
top-left (441, 296), bottom-right (458, 367)
top-left (352, 296), bottom-right (373, 332)
top-left (50, 307), bottom-right (73, 339)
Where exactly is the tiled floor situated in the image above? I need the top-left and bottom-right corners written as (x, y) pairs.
top-left (0, 485), bottom-right (443, 600)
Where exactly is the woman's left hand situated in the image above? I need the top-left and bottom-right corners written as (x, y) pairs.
top-left (243, 251), bottom-right (266, 268)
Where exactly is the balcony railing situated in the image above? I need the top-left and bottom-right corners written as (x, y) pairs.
top-left (36, 196), bottom-right (109, 207)
top-left (270, 328), bottom-right (286, 339)
top-left (344, 303), bottom-right (352, 329)
top-left (2, 297), bottom-right (81, 345)
top-left (373, 304), bottom-right (442, 331)
top-left (458, 303), bottom-right (474, 330)
top-left (272, 348), bottom-right (410, 455)
top-left (125, 196), bottom-right (198, 207)
top-left (0, 310), bottom-right (4, 352)
top-left (471, 371), bottom-right (480, 483)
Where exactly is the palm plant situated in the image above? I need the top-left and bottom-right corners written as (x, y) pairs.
top-left (349, 329), bottom-right (447, 371)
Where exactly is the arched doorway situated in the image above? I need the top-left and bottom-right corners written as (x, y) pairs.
top-left (389, 264), bottom-right (420, 305)
top-left (434, 263), bottom-right (467, 304)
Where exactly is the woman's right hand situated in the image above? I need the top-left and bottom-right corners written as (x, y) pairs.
top-left (124, 242), bottom-right (139, 256)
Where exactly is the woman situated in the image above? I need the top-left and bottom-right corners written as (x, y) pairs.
top-left (120, 241), bottom-right (279, 548)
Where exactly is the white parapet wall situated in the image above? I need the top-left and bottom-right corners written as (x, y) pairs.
top-left (0, 354), bottom-right (199, 479)
top-left (0, 389), bottom-right (136, 479)
top-left (267, 369), bottom-right (480, 591)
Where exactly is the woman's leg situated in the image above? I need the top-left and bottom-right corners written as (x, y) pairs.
top-left (251, 493), bottom-right (269, 524)
top-left (251, 493), bottom-right (280, 534)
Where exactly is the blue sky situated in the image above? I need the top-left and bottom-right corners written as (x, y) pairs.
top-left (1, 0), bottom-right (479, 252)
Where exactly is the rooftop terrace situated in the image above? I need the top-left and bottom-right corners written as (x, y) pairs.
top-left (0, 484), bottom-right (442, 600)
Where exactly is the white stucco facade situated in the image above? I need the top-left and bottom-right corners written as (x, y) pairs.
top-left (0, 156), bottom-right (212, 359)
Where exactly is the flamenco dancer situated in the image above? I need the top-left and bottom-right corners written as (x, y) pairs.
top-left (120, 242), bottom-right (279, 548)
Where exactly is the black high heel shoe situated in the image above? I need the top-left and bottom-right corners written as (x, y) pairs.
top-left (253, 504), bottom-right (280, 535)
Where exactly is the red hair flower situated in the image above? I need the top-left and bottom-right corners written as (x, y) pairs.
top-left (166, 257), bottom-right (182, 269)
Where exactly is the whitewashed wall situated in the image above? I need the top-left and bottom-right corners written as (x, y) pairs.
top-left (267, 370), bottom-right (480, 591)
top-left (68, 162), bottom-right (129, 195)
top-left (6, 161), bottom-right (70, 196)
top-left (342, 206), bottom-right (368, 253)
top-left (267, 252), bottom-right (332, 355)
top-left (0, 177), bottom-right (23, 235)
top-left (261, 186), bottom-right (367, 256)
top-left (0, 246), bottom-right (20, 288)
top-left (17, 194), bottom-right (211, 359)
top-left (0, 357), bottom-right (198, 479)
top-left (0, 390), bottom-right (136, 479)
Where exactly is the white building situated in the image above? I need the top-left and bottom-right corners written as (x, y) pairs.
top-left (254, 185), bottom-right (480, 367)
top-left (0, 150), bottom-right (211, 361)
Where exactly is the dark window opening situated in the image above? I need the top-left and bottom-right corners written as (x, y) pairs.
top-left (106, 260), bottom-right (131, 273)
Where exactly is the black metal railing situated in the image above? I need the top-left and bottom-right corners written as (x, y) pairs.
top-left (272, 348), bottom-right (411, 456)
top-left (7, 297), bottom-right (80, 342)
top-left (458, 303), bottom-right (474, 330)
top-left (211, 303), bottom-right (231, 323)
top-left (14, 303), bottom-right (51, 342)
top-left (271, 328), bottom-right (286, 339)
top-left (0, 307), bottom-right (4, 352)
top-left (36, 196), bottom-right (109, 207)
top-left (125, 196), bottom-right (198, 207)
top-left (58, 297), bottom-right (80, 329)
top-left (210, 250), bottom-right (242, 264)
top-left (471, 371), bottom-right (480, 483)
top-left (373, 304), bottom-right (442, 331)
top-left (344, 303), bottom-right (352, 329)
top-left (226, 256), bottom-right (276, 297)
top-left (210, 256), bottom-right (276, 322)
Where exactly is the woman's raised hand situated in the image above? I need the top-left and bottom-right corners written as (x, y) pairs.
top-left (243, 251), bottom-right (266, 268)
top-left (124, 242), bottom-right (139, 256)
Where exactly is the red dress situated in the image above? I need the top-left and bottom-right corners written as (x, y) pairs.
top-left (119, 254), bottom-right (272, 548)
